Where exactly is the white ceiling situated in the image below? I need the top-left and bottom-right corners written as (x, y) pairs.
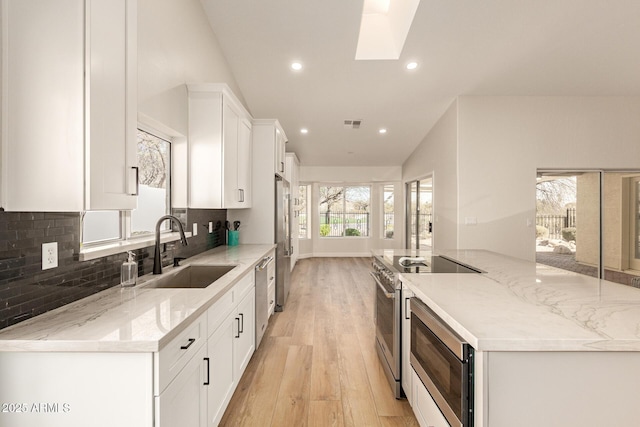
top-left (201, 0), bottom-right (640, 167)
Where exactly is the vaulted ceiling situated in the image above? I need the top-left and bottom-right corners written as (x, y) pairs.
top-left (201, 0), bottom-right (640, 166)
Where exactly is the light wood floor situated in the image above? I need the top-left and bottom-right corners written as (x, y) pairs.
top-left (220, 257), bottom-right (418, 426)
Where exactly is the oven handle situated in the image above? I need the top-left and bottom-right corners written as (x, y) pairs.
top-left (370, 272), bottom-right (395, 299)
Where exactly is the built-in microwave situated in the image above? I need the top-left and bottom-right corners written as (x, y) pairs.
top-left (410, 298), bottom-right (474, 427)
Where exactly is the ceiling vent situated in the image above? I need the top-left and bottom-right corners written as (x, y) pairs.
top-left (344, 120), bottom-right (362, 129)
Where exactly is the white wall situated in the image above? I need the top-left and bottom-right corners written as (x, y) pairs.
top-left (138, 0), bottom-right (246, 135)
top-left (456, 96), bottom-right (640, 261)
top-left (298, 166), bottom-right (403, 257)
top-left (402, 100), bottom-right (459, 251)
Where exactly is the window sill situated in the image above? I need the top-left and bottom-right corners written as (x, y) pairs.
top-left (78, 232), bottom-right (193, 261)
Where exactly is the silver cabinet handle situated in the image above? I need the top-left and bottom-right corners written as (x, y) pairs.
top-left (128, 166), bottom-right (139, 195)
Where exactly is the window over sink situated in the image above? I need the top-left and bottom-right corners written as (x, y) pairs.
top-left (81, 128), bottom-right (172, 246)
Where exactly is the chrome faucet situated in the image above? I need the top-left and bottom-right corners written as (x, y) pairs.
top-left (153, 215), bottom-right (189, 274)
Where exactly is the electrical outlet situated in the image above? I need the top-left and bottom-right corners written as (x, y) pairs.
top-left (192, 223), bottom-right (198, 236)
top-left (208, 221), bottom-right (213, 233)
top-left (42, 242), bottom-right (58, 270)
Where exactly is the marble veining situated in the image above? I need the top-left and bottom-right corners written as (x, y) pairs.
top-left (0, 244), bottom-right (275, 352)
top-left (373, 249), bottom-right (640, 351)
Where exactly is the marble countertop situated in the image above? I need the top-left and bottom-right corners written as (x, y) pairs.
top-left (0, 244), bottom-right (275, 352)
top-left (373, 249), bottom-right (640, 352)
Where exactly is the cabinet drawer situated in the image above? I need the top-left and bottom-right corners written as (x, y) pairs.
top-left (268, 283), bottom-right (276, 317)
top-left (267, 253), bottom-right (275, 285)
top-left (207, 287), bottom-right (235, 337)
top-left (156, 313), bottom-right (206, 395)
top-left (412, 368), bottom-right (450, 427)
top-left (235, 270), bottom-right (255, 301)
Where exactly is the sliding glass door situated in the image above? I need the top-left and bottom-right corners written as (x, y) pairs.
top-left (406, 177), bottom-right (432, 250)
top-left (629, 176), bottom-right (640, 271)
top-left (536, 170), bottom-right (640, 286)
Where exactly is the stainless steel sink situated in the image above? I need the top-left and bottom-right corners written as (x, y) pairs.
top-left (146, 265), bottom-right (236, 289)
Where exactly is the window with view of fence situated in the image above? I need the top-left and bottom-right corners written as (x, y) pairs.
top-left (320, 212), bottom-right (369, 237)
top-left (536, 208), bottom-right (576, 239)
top-left (319, 185), bottom-right (370, 238)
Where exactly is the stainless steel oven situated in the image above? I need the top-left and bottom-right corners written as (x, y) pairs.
top-left (371, 256), bottom-right (403, 398)
top-left (411, 297), bottom-right (474, 427)
top-left (372, 253), bottom-right (481, 400)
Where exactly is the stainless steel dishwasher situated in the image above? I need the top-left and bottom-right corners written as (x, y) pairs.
top-left (255, 256), bottom-right (273, 348)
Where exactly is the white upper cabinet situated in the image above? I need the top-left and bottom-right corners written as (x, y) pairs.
top-left (187, 84), bottom-right (252, 209)
top-left (274, 127), bottom-right (287, 177)
top-left (0, 0), bottom-right (138, 212)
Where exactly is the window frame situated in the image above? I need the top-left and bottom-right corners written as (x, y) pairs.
top-left (79, 125), bottom-right (178, 259)
top-left (382, 183), bottom-right (395, 240)
top-left (318, 184), bottom-right (371, 238)
top-left (298, 183), bottom-right (311, 240)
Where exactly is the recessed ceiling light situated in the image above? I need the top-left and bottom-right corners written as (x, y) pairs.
top-left (406, 62), bottom-right (418, 70)
top-left (300, 128), bottom-right (308, 134)
top-left (379, 128), bottom-right (387, 134)
top-left (291, 62), bottom-right (303, 71)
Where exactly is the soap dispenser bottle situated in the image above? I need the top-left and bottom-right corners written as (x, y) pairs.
top-left (121, 251), bottom-right (137, 287)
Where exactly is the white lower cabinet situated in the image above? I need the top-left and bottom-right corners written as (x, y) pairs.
top-left (267, 256), bottom-right (276, 316)
top-left (268, 281), bottom-right (276, 316)
top-left (412, 369), bottom-right (450, 427)
top-left (156, 271), bottom-right (256, 427)
top-left (207, 313), bottom-right (235, 425)
top-left (206, 282), bottom-right (255, 426)
top-left (156, 344), bottom-right (208, 427)
top-left (0, 352), bottom-right (153, 427)
top-left (233, 289), bottom-right (255, 376)
top-left (0, 272), bottom-right (258, 427)
top-left (401, 284), bottom-right (413, 404)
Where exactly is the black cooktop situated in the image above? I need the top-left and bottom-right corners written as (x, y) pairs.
top-left (392, 255), bottom-right (482, 274)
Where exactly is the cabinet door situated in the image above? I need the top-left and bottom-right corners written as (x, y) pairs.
top-left (412, 369), bottom-right (450, 427)
top-left (223, 101), bottom-right (240, 208)
top-left (188, 91), bottom-right (223, 208)
top-left (401, 285), bottom-right (413, 404)
top-left (274, 128), bottom-right (286, 177)
top-left (156, 344), bottom-right (207, 427)
top-left (233, 288), bottom-right (255, 377)
top-left (236, 118), bottom-right (252, 208)
top-left (86, 0), bottom-right (137, 210)
top-left (1, 0), bottom-right (83, 211)
top-left (207, 313), bottom-right (236, 426)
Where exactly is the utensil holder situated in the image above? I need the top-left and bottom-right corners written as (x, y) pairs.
top-left (228, 230), bottom-right (239, 246)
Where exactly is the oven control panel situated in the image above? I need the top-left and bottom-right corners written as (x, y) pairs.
top-left (372, 256), bottom-right (397, 289)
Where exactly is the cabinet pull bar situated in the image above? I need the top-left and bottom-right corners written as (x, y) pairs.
top-left (180, 338), bottom-right (196, 350)
top-left (239, 313), bottom-right (244, 333)
top-left (204, 357), bottom-right (210, 385)
top-left (280, 161), bottom-right (284, 173)
top-left (405, 297), bottom-right (411, 320)
top-left (235, 318), bottom-right (241, 338)
top-left (128, 166), bottom-right (139, 195)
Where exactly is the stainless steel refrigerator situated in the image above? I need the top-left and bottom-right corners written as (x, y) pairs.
top-left (275, 175), bottom-right (291, 311)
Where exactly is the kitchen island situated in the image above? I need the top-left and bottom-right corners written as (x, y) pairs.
top-left (374, 249), bottom-right (640, 427)
top-left (0, 244), bottom-right (275, 427)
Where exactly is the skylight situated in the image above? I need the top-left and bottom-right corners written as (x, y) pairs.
top-left (355, 0), bottom-right (420, 60)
